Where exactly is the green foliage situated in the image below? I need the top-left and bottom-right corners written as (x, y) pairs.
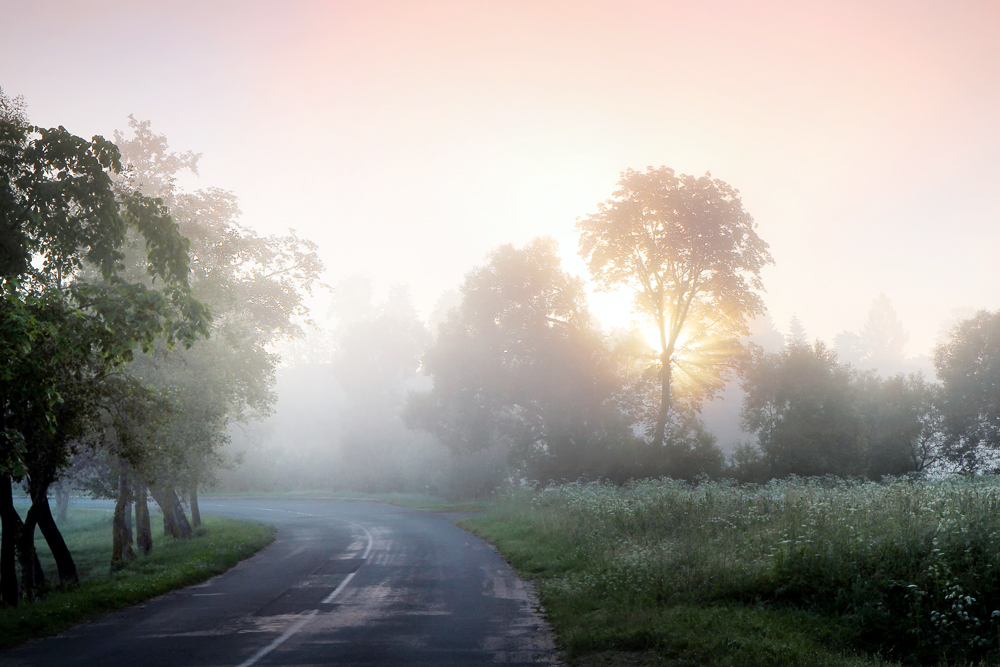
top-left (935, 310), bottom-right (1000, 472)
top-left (0, 99), bottom-right (209, 487)
top-left (0, 506), bottom-right (274, 649)
top-left (741, 342), bottom-right (863, 478)
top-left (0, 118), bottom-right (195, 290)
top-left (738, 342), bottom-right (942, 481)
top-left (545, 604), bottom-right (883, 667)
top-left (468, 477), bottom-right (1000, 665)
top-left (101, 117), bottom-right (324, 494)
top-left (856, 373), bottom-right (942, 477)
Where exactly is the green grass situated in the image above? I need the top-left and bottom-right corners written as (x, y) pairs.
top-left (463, 477), bottom-right (1000, 666)
top-left (0, 504), bottom-right (274, 650)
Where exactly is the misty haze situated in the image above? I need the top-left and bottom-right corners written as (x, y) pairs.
top-left (2, 2), bottom-right (1000, 666)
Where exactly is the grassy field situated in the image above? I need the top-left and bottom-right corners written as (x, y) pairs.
top-left (463, 477), bottom-right (1000, 666)
top-left (0, 504), bottom-right (275, 650)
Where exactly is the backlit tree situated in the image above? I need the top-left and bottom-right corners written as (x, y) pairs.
top-left (578, 167), bottom-right (772, 446)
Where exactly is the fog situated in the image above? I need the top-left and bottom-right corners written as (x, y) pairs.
top-left (221, 282), bottom-right (452, 495)
top-left (4, 1), bottom-right (1000, 498)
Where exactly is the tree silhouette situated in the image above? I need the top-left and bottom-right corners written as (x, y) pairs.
top-left (409, 238), bottom-right (632, 484)
top-left (741, 342), bottom-right (862, 478)
top-left (861, 294), bottom-right (908, 367)
top-left (935, 310), bottom-right (1000, 472)
top-left (578, 167), bottom-right (772, 446)
top-left (834, 295), bottom-right (909, 374)
top-left (787, 314), bottom-right (808, 346)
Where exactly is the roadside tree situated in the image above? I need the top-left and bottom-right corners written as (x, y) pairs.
top-left (109, 118), bottom-right (323, 531)
top-left (0, 92), bottom-right (207, 603)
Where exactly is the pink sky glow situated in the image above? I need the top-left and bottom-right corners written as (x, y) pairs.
top-left (3, 0), bottom-right (999, 357)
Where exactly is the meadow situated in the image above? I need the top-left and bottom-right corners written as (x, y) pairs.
top-left (464, 477), bottom-right (1000, 666)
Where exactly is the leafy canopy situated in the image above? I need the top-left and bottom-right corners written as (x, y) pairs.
top-left (0, 93), bottom-right (209, 480)
top-left (410, 238), bottom-right (633, 482)
top-left (577, 167), bottom-right (772, 341)
top-left (577, 167), bottom-right (772, 444)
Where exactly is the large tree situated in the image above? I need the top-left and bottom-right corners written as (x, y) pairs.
top-left (740, 342), bottom-right (862, 479)
top-left (0, 91), bottom-right (207, 603)
top-left (108, 118), bottom-right (323, 532)
top-left (934, 310), bottom-right (1000, 472)
top-left (578, 167), bottom-right (772, 446)
top-left (409, 238), bottom-right (637, 486)
top-left (856, 372), bottom-right (941, 477)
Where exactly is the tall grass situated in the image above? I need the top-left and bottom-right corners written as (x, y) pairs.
top-left (472, 477), bottom-right (1000, 665)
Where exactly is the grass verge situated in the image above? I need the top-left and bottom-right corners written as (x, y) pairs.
top-left (464, 512), bottom-right (886, 666)
top-left (462, 479), bottom-right (1000, 666)
top-left (0, 505), bottom-right (274, 651)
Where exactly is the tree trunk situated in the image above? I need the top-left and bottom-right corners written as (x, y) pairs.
top-left (134, 483), bottom-right (152, 556)
top-left (111, 468), bottom-right (136, 572)
top-left (124, 496), bottom-right (133, 535)
top-left (18, 504), bottom-right (44, 600)
top-left (32, 486), bottom-right (77, 586)
top-left (0, 476), bottom-right (20, 606)
top-left (152, 486), bottom-right (178, 538)
top-left (54, 481), bottom-right (70, 523)
top-left (150, 486), bottom-right (192, 539)
top-left (189, 485), bottom-right (201, 529)
top-left (652, 351), bottom-right (673, 447)
top-left (169, 488), bottom-right (193, 538)
top-left (162, 505), bottom-right (177, 537)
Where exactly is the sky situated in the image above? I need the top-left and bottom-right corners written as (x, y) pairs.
top-left (3, 0), bottom-right (999, 358)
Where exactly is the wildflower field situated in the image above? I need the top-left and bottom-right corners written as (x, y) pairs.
top-left (463, 477), bottom-right (1000, 666)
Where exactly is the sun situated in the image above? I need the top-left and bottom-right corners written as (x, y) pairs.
top-left (588, 287), bottom-right (732, 395)
top-left (642, 325), bottom-right (692, 353)
top-left (633, 318), bottom-right (743, 400)
top-left (642, 326), bottom-right (661, 350)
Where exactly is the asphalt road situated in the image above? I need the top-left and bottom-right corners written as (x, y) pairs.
top-left (2, 498), bottom-right (560, 666)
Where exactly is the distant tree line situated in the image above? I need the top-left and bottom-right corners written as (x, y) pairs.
top-left (0, 91), bottom-right (321, 607)
top-left (227, 163), bottom-right (1000, 499)
top-left (214, 163), bottom-right (999, 503)
top-left (402, 168), bottom-right (1000, 492)
top-left (732, 305), bottom-right (1000, 482)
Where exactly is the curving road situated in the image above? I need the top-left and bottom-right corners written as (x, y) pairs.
top-left (3, 498), bottom-right (560, 666)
